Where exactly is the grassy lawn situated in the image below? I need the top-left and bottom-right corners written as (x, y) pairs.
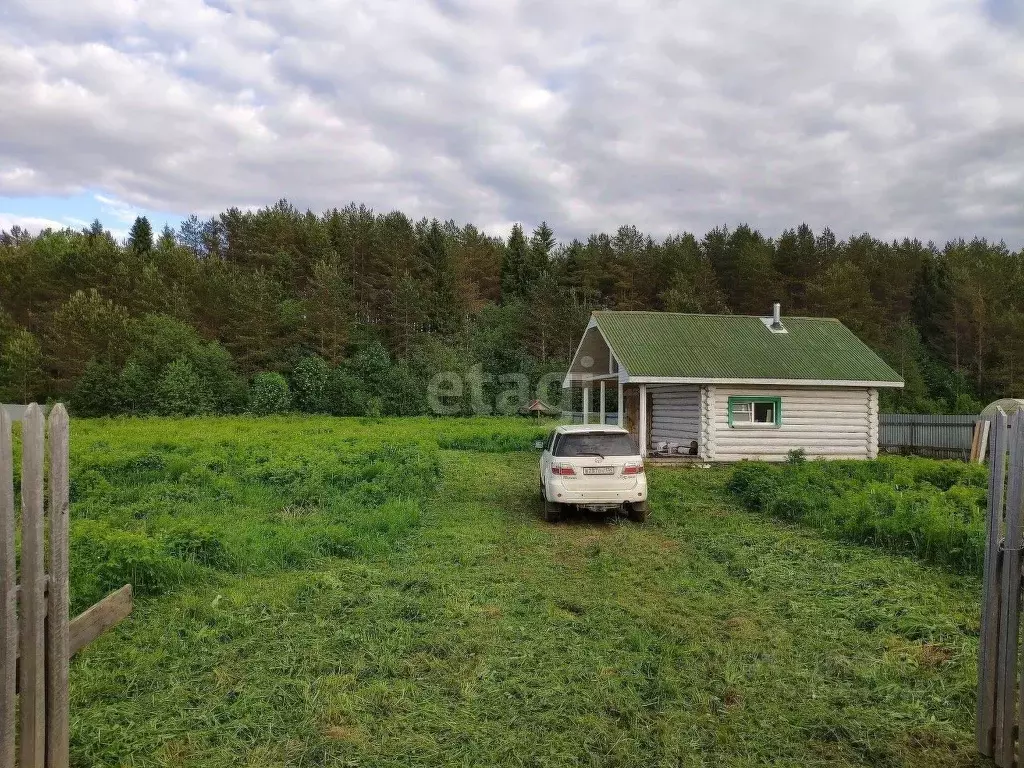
top-left (64, 417), bottom-right (984, 767)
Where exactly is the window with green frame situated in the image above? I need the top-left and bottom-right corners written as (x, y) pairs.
top-left (728, 396), bottom-right (782, 427)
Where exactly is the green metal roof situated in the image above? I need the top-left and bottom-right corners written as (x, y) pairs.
top-left (593, 311), bottom-right (903, 384)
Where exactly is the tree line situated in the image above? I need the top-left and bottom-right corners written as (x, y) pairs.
top-left (0, 199), bottom-right (1018, 417)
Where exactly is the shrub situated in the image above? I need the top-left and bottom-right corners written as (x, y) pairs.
top-left (72, 360), bottom-right (120, 416)
top-left (117, 360), bottom-right (154, 414)
top-left (156, 359), bottom-right (211, 416)
top-left (291, 356), bottom-right (331, 413)
top-left (325, 367), bottom-right (367, 416)
top-left (248, 372), bottom-right (291, 415)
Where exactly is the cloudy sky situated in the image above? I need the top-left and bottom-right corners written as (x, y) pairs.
top-left (0, 0), bottom-right (1021, 244)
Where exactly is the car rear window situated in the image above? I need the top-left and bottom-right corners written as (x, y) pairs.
top-left (553, 433), bottom-right (638, 457)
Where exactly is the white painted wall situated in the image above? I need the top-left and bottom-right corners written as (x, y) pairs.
top-left (710, 385), bottom-right (874, 461)
top-left (649, 385), bottom-right (701, 454)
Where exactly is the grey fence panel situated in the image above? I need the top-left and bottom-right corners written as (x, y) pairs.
top-left (879, 414), bottom-right (979, 460)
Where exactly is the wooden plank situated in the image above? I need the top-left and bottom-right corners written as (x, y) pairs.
top-left (46, 405), bottom-right (71, 768)
top-left (69, 585), bottom-right (133, 657)
top-left (0, 410), bottom-right (14, 768)
top-left (980, 419), bottom-right (991, 464)
top-left (997, 409), bottom-right (1024, 766)
top-left (15, 584), bottom-right (133, 694)
top-left (19, 404), bottom-right (46, 768)
top-left (978, 409), bottom-right (1008, 756)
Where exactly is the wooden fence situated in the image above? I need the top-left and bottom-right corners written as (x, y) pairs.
top-left (977, 408), bottom-right (1023, 764)
top-left (1, 404), bottom-right (132, 768)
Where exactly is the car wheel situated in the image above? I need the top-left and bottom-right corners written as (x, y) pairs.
top-left (543, 498), bottom-right (562, 523)
top-left (627, 501), bottom-right (649, 523)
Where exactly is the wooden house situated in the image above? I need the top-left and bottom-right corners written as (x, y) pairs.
top-left (563, 305), bottom-right (904, 461)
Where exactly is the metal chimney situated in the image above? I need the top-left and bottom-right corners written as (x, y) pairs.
top-left (771, 302), bottom-right (784, 331)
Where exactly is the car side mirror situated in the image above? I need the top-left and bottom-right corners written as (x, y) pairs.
top-left (533, 440), bottom-right (544, 450)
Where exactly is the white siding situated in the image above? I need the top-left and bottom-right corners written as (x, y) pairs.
top-left (712, 386), bottom-right (873, 461)
top-left (649, 385), bottom-right (701, 453)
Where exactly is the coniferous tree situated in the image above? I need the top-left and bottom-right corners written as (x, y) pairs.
top-left (127, 216), bottom-right (153, 255)
top-left (500, 224), bottom-right (530, 302)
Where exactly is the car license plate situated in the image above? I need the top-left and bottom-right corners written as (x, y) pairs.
top-left (583, 467), bottom-right (615, 475)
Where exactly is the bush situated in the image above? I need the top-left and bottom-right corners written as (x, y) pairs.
top-left (72, 360), bottom-right (120, 416)
top-left (156, 359), bottom-right (211, 416)
top-left (325, 367), bottom-right (367, 416)
top-left (291, 356), bottom-right (331, 413)
top-left (248, 372), bottom-right (291, 415)
top-left (117, 360), bottom-right (154, 414)
top-left (726, 456), bottom-right (987, 574)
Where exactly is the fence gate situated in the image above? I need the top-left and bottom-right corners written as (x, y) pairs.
top-left (1, 404), bottom-right (133, 768)
top-left (978, 408), bottom-right (1024, 765)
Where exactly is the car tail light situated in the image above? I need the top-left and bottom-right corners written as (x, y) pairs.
top-left (622, 463), bottom-right (644, 475)
top-left (551, 462), bottom-right (576, 476)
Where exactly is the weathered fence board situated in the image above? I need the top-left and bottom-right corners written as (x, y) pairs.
top-left (19, 405), bottom-right (45, 768)
top-left (68, 586), bottom-right (132, 657)
top-left (978, 409), bottom-right (1008, 754)
top-left (0, 411), bottom-right (14, 768)
top-left (996, 410), bottom-right (1024, 765)
top-left (975, 408), bottom-right (1024, 764)
top-left (46, 406), bottom-right (70, 768)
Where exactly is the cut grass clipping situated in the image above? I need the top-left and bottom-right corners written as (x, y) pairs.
top-left (54, 417), bottom-right (985, 767)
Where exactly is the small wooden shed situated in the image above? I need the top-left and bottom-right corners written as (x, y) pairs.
top-left (563, 305), bottom-right (904, 461)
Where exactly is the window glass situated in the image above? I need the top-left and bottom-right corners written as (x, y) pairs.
top-left (544, 431), bottom-right (555, 450)
top-left (553, 433), bottom-right (638, 457)
top-left (732, 402), bottom-right (753, 423)
top-left (753, 402), bottom-right (774, 423)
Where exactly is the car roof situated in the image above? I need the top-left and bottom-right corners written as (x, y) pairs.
top-left (554, 424), bottom-right (629, 434)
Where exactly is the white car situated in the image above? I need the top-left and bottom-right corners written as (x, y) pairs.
top-left (537, 425), bottom-right (649, 523)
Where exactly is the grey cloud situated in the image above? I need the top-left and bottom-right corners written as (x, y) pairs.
top-left (0, 0), bottom-right (1022, 245)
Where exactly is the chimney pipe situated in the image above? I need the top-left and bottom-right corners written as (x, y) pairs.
top-left (771, 302), bottom-right (784, 331)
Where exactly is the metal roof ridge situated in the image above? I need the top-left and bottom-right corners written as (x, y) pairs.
top-left (592, 310), bottom-right (842, 322)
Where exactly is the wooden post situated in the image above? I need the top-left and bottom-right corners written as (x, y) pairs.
top-left (20, 404), bottom-right (46, 768)
top-left (0, 410), bottom-right (14, 768)
top-left (980, 419), bottom-right (991, 464)
top-left (996, 409), bottom-right (1024, 766)
top-left (617, 381), bottom-right (624, 428)
top-left (599, 381), bottom-right (606, 426)
top-left (978, 409), bottom-right (1008, 756)
top-left (638, 383), bottom-right (647, 457)
top-left (46, 405), bottom-right (70, 768)
top-left (582, 385), bottom-right (589, 425)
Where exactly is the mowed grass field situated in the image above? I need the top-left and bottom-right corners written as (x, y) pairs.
top-left (59, 417), bottom-right (984, 767)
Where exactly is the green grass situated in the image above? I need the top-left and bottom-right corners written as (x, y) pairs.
top-left (727, 457), bottom-right (988, 574)
top-left (62, 417), bottom-right (985, 767)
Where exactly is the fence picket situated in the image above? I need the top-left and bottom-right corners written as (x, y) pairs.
top-left (45, 405), bottom-right (70, 768)
top-left (997, 410), bottom-right (1024, 765)
top-left (18, 405), bottom-right (45, 768)
top-left (978, 409), bottom-right (1008, 755)
top-left (0, 410), bottom-right (14, 768)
